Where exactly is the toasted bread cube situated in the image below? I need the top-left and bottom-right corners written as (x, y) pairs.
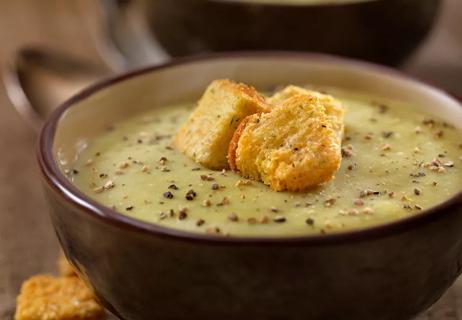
top-left (15, 275), bottom-right (104, 320)
top-left (268, 85), bottom-right (345, 135)
top-left (229, 93), bottom-right (344, 191)
top-left (173, 79), bottom-right (270, 169)
top-left (57, 253), bottom-right (77, 278)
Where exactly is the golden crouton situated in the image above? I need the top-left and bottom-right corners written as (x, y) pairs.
top-left (15, 275), bottom-right (104, 320)
top-left (173, 79), bottom-right (270, 169)
top-left (57, 253), bottom-right (77, 278)
top-left (268, 85), bottom-right (345, 135)
top-left (229, 93), bottom-right (344, 192)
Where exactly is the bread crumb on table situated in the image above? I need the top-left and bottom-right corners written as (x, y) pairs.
top-left (15, 275), bottom-right (104, 320)
top-left (57, 254), bottom-right (77, 278)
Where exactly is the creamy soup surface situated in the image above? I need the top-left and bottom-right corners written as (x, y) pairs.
top-left (70, 88), bottom-right (462, 237)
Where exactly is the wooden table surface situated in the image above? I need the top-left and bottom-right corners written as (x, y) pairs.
top-left (0, 1), bottom-right (461, 319)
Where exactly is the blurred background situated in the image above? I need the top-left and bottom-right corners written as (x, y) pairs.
top-left (0, 0), bottom-right (461, 319)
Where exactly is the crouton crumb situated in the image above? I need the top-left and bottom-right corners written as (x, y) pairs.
top-left (15, 275), bottom-right (104, 320)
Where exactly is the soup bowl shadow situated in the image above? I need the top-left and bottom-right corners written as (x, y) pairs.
top-left (38, 52), bottom-right (462, 320)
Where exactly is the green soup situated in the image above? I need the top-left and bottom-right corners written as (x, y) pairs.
top-left (71, 88), bottom-right (462, 237)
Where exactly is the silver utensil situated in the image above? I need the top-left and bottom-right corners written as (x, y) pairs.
top-left (3, 1), bottom-right (167, 132)
top-left (3, 47), bottom-right (110, 132)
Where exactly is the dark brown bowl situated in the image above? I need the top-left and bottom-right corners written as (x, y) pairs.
top-left (145, 0), bottom-right (440, 66)
top-left (38, 52), bottom-right (462, 320)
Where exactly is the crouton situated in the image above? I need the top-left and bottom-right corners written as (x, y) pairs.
top-left (268, 85), bottom-right (345, 135)
top-left (229, 93), bottom-right (345, 191)
top-left (15, 275), bottom-right (104, 320)
top-left (57, 253), bottom-right (77, 278)
top-left (228, 115), bottom-right (256, 173)
top-left (173, 79), bottom-right (270, 169)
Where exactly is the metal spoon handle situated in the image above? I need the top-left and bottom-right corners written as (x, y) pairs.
top-left (4, 51), bottom-right (44, 132)
top-left (3, 47), bottom-right (110, 132)
top-left (4, 0), bottom-right (169, 132)
top-left (3, 1), bottom-right (128, 132)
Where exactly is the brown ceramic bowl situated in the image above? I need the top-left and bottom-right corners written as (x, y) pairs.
top-left (144, 0), bottom-right (440, 65)
top-left (38, 53), bottom-right (462, 320)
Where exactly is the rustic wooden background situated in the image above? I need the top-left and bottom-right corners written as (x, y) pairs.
top-left (0, 1), bottom-right (461, 319)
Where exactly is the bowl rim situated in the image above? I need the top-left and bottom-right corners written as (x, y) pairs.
top-left (209, 0), bottom-right (377, 7)
top-left (37, 51), bottom-right (462, 246)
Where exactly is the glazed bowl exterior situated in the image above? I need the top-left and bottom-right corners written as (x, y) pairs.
top-left (38, 53), bottom-right (462, 320)
top-left (145, 0), bottom-right (440, 65)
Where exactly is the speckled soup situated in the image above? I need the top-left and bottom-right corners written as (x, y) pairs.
top-left (70, 88), bottom-right (462, 237)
